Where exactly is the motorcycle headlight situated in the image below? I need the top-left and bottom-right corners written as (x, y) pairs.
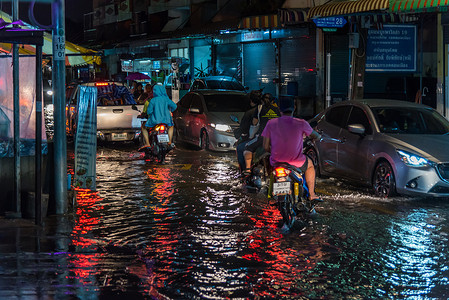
top-left (210, 123), bottom-right (231, 132)
top-left (397, 150), bottom-right (430, 167)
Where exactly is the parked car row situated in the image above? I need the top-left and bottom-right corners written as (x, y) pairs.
top-left (63, 76), bottom-right (449, 199)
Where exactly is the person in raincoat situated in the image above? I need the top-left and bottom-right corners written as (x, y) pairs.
top-left (145, 84), bottom-right (177, 146)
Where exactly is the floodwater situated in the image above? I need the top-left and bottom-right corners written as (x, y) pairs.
top-left (1, 144), bottom-right (449, 299)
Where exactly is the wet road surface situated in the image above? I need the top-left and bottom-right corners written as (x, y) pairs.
top-left (1, 143), bottom-right (449, 299)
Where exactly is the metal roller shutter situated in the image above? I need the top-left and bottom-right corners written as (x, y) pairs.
top-left (216, 43), bottom-right (242, 81)
top-left (280, 37), bottom-right (316, 97)
top-left (243, 42), bottom-right (277, 95)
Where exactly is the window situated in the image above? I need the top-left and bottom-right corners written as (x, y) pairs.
top-left (347, 106), bottom-right (372, 135)
top-left (178, 94), bottom-right (193, 113)
top-left (190, 95), bottom-right (203, 112)
top-left (326, 105), bottom-right (351, 128)
top-left (373, 107), bottom-right (449, 134)
top-left (203, 94), bottom-right (250, 112)
top-left (170, 47), bottom-right (189, 59)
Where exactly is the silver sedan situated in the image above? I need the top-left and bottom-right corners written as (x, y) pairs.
top-left (306, 99), bottom-right (449, 198)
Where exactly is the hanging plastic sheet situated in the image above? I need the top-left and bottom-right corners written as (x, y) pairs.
top-left (74, 86), bottom-right (97, 190)
top-left (0, 56), bottom-right (47, 157)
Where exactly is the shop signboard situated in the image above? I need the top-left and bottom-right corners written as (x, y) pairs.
top-left (366, 25), bottom-right (416, 72)
top-left (121, 59), bottom-right (133, 72)
top-left (313, 17), bottom-right (346, 28)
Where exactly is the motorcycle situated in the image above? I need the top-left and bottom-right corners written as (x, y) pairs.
top-left (244, 148), bottom-right (271, 193)
top-left (132, 105), bottom-right (172, 163)
top-left (270, 162), bottom-right (323, 230)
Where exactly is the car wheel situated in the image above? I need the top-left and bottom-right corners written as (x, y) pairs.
top-left (200, 130), bottom-right (209, 150)
top-left (306, 147), bottom-right (320, 177)
top-left (372, 161), bottom-right (396, 198)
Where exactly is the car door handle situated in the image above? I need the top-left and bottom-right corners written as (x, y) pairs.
top-left (113, 109), bottom-right (123, 113)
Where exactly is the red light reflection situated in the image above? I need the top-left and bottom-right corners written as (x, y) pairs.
top-left (71, 189), bottom-right (103, 248)
top-left (244, 203), bottom-right (328, 298)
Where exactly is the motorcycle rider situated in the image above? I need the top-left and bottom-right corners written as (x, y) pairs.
top-left (235, 90), bottom-right (262, 172)
top-left (242, 92), bottom-right (281, 175)
top-left (145, 84), bottom-right (177, 147)
top-left (261, 98), bottom-right (321, 201)
top-left (138, 84), bottom-right (154, 148)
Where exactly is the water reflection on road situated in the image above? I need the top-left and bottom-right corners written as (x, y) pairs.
top-left (1, 144), bottom-right (449, 299)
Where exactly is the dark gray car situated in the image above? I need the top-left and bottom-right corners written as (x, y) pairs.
top-left (306, 99), bottom-right (449, 198)
top-left (173, 90), bottom-right (250, 151)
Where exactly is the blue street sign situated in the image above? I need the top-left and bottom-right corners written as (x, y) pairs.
top-left (313, 17), bottom-right (347, 28)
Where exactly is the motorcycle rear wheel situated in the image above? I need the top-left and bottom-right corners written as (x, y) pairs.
top-left (158, 149), bottom-right (166, 164)
top-left (278, 194), bottom-right (295, 229)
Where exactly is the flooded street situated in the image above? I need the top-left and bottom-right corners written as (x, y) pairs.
top-left (1, 143), bottom-right (449, 299)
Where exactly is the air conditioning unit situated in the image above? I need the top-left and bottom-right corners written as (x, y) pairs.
top-left (93, 7), bottom-right (105, 26)
top-left (104, 4), bottom-right (117, 24)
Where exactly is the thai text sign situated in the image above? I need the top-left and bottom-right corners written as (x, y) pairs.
top-left (366, 25), bottom-right (416, 72)
top-left (313, 17), bottom-right (347, 28)
top-left (75, 86), bottom-right (97, 190)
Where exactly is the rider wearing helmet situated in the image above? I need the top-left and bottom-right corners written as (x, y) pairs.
top-left (242, 92), bottom-right (281, 175)
top-left (261, 98), bottom-right (321, 201)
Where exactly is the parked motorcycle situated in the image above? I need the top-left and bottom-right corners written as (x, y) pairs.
top-left (132, 105), bottom-right (172, 163)
top-left (270, 162), bottom-right (323, 229)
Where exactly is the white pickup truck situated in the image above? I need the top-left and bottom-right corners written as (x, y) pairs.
top-left (66, 82), bottom-right (145, 143)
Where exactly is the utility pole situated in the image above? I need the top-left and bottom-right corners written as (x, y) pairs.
top-left (52, 0), bottom-right (67, 214)
top-left (12, 0), bottom-right (21, 218)
top-left (349, 29), bottom-right (367, 100)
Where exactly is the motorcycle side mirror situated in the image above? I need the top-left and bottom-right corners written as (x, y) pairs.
top-left (230, 115), bottom-right (239, 123)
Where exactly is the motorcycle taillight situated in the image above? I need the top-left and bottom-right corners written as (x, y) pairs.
top-left (155, 125), bottom-right (166, 132)
top-left (274, 167), bottom-right (290, 178)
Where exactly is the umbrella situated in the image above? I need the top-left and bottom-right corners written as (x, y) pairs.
top-left (125, 72), bottom-right (151, 80)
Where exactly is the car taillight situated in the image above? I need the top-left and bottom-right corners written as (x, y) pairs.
top-left (274, 167), bottom-right (290, 177)
top-left (95, 82), bottom-right (109, 86)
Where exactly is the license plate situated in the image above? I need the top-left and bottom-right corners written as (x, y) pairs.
top-left (157, 134), bottom-right (169, 143)
top-left (111, 133), bottom-right (128, 141)
top-left (273, 182), bottom-right (291, 195)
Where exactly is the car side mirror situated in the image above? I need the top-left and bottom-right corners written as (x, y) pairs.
top-left (189, 107), bottom-right (201, 114)
top-left (230, 115), bottom-right (239, 123)
top-left (348, 124), bottom-right (365, 136)
top-left (131, 104), bottom-right (138, 111)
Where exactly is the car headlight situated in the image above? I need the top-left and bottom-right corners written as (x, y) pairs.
top-left (46, 90), bottom-right (54, 96)
top-left (210, 123), bottom-right (231, 132)
top-left (397, 150), bottom-right (429, 167)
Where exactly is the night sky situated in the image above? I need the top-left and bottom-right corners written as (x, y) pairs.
top-left (1, 0), bottom-right (93, 43)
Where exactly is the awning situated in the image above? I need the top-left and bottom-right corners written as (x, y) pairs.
top-left (308, 0), bottom-right (389, 19)
top-left (390, 0), bottom-right (449, 12)
top-left (0, 10), bottom-right (101, 66)
top-left (239, 14), bottom-right (279, 29)
top-left (279, 8), bottom-right (309, 25)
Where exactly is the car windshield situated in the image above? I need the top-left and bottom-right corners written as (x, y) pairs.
top-left (204, 94), bottom-right (250, 112)
top-left (206, 80), bottom-right (245, 91)
top-left (372, 107), bottom-right (449, 134)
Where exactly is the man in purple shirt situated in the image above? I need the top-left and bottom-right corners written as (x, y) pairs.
top-left (261, 98), bottom-right (321, 201)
